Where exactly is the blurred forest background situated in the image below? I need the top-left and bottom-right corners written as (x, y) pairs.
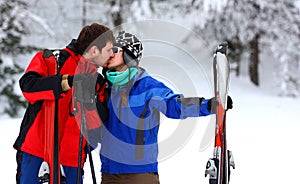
top-left (1, 0), bottom-right (300, 117)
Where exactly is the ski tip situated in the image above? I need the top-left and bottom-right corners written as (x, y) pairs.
top-left (215, 42), bottom-right (228, 55)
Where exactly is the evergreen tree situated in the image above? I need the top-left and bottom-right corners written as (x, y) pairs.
top-left (0, 0), bottom-right (38, 117)
top-left (261, 0), bottom-right (300, 96)
top-left (195, 0), bottom-right (300, 95)
top-left (195, 0), bottom-right (262, 85)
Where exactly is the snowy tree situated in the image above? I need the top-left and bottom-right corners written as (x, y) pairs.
top-left (3, 0), bottom-right (299, 99)
top-left (194, 0), bottom-right (300, 96)
top-left (260, 0), bottom-right (300, 96)
top-left (102, 0), bottom-right (154, 29)
top-left (0, 0), bottom-right (39, 117)
top-left (193, 0), bottom-right (263, 85)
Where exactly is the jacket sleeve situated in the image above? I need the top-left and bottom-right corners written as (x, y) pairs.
top-left (148, 79), bottom-right (212, 119)
top-left (19, 52), bottom-right (64, 104)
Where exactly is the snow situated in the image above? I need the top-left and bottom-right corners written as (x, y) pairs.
top-left (1, 1), bottom-right (300, 182)
top-left (1, 76), bottom-right (299, 183)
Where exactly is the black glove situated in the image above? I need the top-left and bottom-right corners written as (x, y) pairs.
top-left (227, 96), bottom-right (233, 110)
top-left (207, 96), bottom-right (233, 113)
top-left (68, 74), bottom-right (97, 105)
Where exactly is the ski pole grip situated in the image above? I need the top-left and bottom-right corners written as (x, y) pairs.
top-left (74, 80), bottom-right (84, 103)
top-left (215, 42), bottom-right (228, 55)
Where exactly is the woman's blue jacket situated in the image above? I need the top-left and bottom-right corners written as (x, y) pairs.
top-left (100, 67), bottom-right (212, 174)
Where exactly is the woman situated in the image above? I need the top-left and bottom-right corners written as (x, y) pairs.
top-left (100, 31), bottom-right (233, 184)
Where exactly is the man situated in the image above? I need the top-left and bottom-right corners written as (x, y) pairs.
top-left (14, 23), bottom-right (115, 184)
top-left (100, 31), bottom-right (233, 184)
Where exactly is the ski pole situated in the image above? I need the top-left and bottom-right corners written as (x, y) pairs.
top-left (79, 96), bottom-right (97, 184)
top-left (74, 80), bottom-right (97, 184)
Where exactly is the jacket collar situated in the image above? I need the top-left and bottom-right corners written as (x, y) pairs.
top-left (66, 39), bottom-right (82, 55)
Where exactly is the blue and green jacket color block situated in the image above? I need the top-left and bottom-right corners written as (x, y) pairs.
top-left (100, 67), bottom-right (212, 174)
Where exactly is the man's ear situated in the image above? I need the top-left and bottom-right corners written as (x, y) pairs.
top-left (88, 45), bottom-right (98, 55)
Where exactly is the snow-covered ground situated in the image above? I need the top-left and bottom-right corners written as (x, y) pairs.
top-left (1, 76), bottom-right (299, 183)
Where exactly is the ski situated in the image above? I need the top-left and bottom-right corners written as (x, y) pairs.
top-left (205, 42), bottom-right (235, 184)
top-left (38, 50), bottom-right (62, 184)
top-left (53, 49), bottom-right (60, 184)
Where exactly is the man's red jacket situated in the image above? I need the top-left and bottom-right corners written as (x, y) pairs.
top-left (14, 40), bottom-right (107, 167)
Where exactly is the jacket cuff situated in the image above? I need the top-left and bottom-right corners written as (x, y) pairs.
top-left (200, 99), bottom-right (212, 116)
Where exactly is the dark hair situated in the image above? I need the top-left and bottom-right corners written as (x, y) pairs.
top-left (77, 23), bottom-right (115, 54)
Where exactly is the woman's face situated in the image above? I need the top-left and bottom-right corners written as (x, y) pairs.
top-left (106, 47), bottom-right (127, 71)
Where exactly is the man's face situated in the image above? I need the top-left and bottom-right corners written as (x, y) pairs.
top-left (90, 41), bottom-right (114, 67)
top-left (106, 47), bottom-right (127, 71)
